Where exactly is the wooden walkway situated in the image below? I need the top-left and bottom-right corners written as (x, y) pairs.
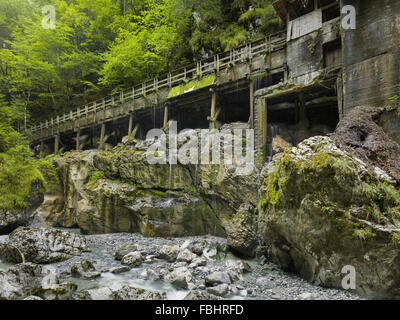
top-left (28, 31), bottom-right (287, 144)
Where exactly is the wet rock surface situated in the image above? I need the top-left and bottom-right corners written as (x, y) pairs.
top-left (0, 227), bottom-right (90, 264)
top-left (258, 136), bottom-right (400, 299)
top-left (0, 263), bottom-right (58, 300)
top-left (31, 232), bottom-right (361, 300)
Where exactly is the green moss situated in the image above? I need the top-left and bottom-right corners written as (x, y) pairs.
top-left (352, 227), bottom-right (376, 241)
top-left (167, 75), bottom-right (215, 98)
top-left (89, 171), bottom-right (105, 183)
top-left (391, 232), bottom-right (400, 244)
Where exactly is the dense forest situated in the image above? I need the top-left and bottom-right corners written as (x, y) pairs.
top-left (0, 0), bottom-right (281, 128)
top-left (0, 0), bottom-right (281, 210)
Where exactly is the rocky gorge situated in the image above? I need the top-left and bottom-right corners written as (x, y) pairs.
top-left (0, 106), bottom-right (399, 300)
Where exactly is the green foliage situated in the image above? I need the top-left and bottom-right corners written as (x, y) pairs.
top-left (0, 146), bottom-right (44, 210)
top-left (352, 227), bottom-right (376, 241)
top-left (0, 0), bottom-right (282, 125)
top-left (36, 158), bottom-right (60, 187)
top-left (90, 170), bottom-right (105, 183)
top-left (0, 96), bottom-right (46, 210)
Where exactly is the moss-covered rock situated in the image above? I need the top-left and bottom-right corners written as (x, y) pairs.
top-left (226, 203), bottom-right (258, 257)
top-left (0, 179), bottom-right (44, 234)
top-left (45, 127), bottom-right (258, 238)
top-left (258, 136), bottom-right (400, 299)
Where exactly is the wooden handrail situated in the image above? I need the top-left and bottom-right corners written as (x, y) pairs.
top-left (27, 30), bottom-right (287, 135)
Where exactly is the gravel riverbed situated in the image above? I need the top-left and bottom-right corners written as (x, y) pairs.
top-left (34, 231), bottom-right (363, 300)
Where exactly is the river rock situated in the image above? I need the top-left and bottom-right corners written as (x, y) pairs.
top-left (165, 267), bottom-right (192, 289)
top-left (226, 203), bottom-right (258, 257)
top-left (258, 136), bottom-right (400, 299)
top-left (0, 263), bottom-right (58, 300)
top-left (140, 268), bottom-right (160, 281)
top-left (176, 249), bottom-right (197, 263)
top-left (121, 251), bottom-right (143, 267)
top-left (297, 292), bottom-right (317, 300)
top-left (207, 284), bottom-right (229, 297)
top-left (189, 257), bottom-right (207, 268)
top-left (225, 260), bottom-right (251, 282)
top-left (112, 286), bottom-right (166, 300)
top-left (37, 282), bottom-right (78, 300)
top-left (205, 271), bottom-right (231, 286)
top-left (71, 260), bottom-right (101, 279)
top-left (183, 290), bottom-right (223, 300)
top-left (114, 243), bottom-right (142, 261)
top-left (23, 296), bottom-right (44, 300)
top-left (157, 245), bottom-right (180, 262)
top-left (110, 266), bottom-right (131, 274)
top-left (73, 286), bottom-right (114, 300)
top-left (0, 227), bottom-right (90, 264)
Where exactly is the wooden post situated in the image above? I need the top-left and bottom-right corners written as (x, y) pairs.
top-left (128, 114), bottom-right (133, 137)
top-left (76, 128), bottom-right (80, 151)
top-left (163, 104), bottom-right (169, 129)
top-left (314, 0), bottom-right (318, 10)
top-left (209, 88), bottom-right (216, 129)
top-left (262, 99), bottom-right (268, 164)
top-left (99, 123), bottom-right (106, 150)
top-left (250, 79), bottom-right (254, 129)
top-left (54, 134), bottom-right (59, 155)
top-left (297, 93), bottom-right (309, 143)
top-left (40, 140), bottom-right (44, 155)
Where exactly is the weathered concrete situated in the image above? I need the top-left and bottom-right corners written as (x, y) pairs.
top-left (341, 0), bottom-right (400, 112)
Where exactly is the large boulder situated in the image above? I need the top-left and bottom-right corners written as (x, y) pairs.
top-left (165, 267), bottom-right (192, 289)
top-left (71, 260), bottom-right (101, 279)
top-left (112, 286), bottom-right (166, 300)
top-left (44, 125), bottom-right (258, 237)
top-left (183, 290), bottom-right (223, 300)
top-left (73, 286), bottom-right (114, 300)
top-left (0, 180), bottom-right (44, 234)
top-left (36, 282), bottom-right (78, 300)
top-left (226, 203), bottom-right (258, 257)
top-left (0, 227), bottom-right (90, 264)
top-left (121, 252), bottom-right (143, 267)
top-left (50, 151), bottom-right (97, 228)
top-left (0, 263), bottom-right (58, 300)
top-left (258, 136), bottom-right (400, 299)
top-left (114, 243), bottom-right (142, 260)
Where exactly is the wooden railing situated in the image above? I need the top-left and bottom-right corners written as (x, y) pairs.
top-left (28, 30), bottom-right (286, 137)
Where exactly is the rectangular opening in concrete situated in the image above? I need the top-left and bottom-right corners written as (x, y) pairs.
top-left (265, 87), bottom-right (339, 159)
top-left (323, 39), bottom-right (342, 68)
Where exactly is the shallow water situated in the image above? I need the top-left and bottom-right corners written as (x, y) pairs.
top-left (65, 270), bottom-right (188, 300)
top-left (53, 227), bottom-right (82, 235)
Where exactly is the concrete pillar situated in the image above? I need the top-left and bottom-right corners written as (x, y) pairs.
top-left (76, 129), bottom-right (80, 151)
top-left (54, 134), bottom-right (59, 155)
top-left (99, 123), bottom-right (106, 151)
top-left (163, 104), bottom-right (169, 129)
top-left (128, 114), bottom-right (133, 136)
top-left (40, 141), bottom-right (44, 155)
top-left (262, 99), bottom-right (268, 164)
top-left (209, 88), bottom-right (217, 129)
top-left (250, 80), bottom-right (254, 129)
top-left (296, 93), bottom-right (309, 143)
top-left (254, 95), bottom-right (268, 169)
